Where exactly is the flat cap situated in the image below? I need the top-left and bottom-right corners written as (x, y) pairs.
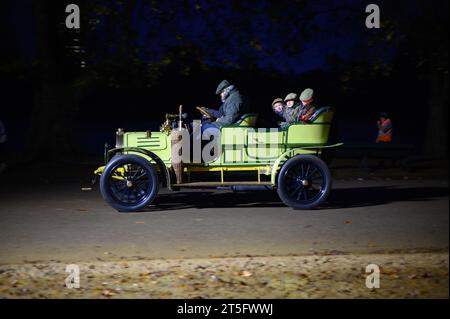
top-left (216, 80), bottom-right (232, 95)
top-left (284, 93), bottom-right (297, 102)
top-left (300, 88), bottom-right (314, 102)
top-left (272, 98), bottom-right (284, 106)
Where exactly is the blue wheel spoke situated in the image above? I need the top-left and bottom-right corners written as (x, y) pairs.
top-left (296, 187), bottom-right (304, 200)
top-left (108, 162), bottom-right (155, 207)
top-left (306, 168), bottom-right (318, 180)
top-left (284, 161), bottom-right (326, 203)
top-left (304, 164), bottom-right (310, 178)
top-left (113, 184), bottom-right (126, 191)
top-left (130, 167), bottom-right (139, 179)
top-left (134, 179), bottom-right (149, 189)
top-left (133, 172), bottom-right (147, 181)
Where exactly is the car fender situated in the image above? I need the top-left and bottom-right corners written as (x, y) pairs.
top-left (106, 147), bottom-right (172, 189)
top-left (270, 143), bottom-right (344, 185)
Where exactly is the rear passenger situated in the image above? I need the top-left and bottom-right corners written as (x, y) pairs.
top-left (297, 88), bottom-right (316, 123)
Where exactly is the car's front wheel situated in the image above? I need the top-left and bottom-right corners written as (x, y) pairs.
top-left (277, 155), bottom-right (331, 209)
top-left (100, 154), bottom-right (159, 212)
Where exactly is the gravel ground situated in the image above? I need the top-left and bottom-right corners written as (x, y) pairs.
top-left (0, 252), bottom-right (447, 299)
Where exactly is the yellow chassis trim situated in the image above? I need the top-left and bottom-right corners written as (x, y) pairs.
top-left (94, 166), bottom-right (105, 175)
top-left (183, 165), bottom-right (271, 173)
top-left (183, 165), bottom-right (272, 184)
top-left (94, 166), bottom-right (127, 180)
top-left (95, 143), bottom-right (343, 186)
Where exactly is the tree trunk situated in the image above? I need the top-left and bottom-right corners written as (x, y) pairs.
top-left (27, 0), bottom-right (79, 161)
top-left (424, 56), bottom-right (449, 158)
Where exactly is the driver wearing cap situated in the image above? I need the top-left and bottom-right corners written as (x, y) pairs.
top-left (200, 80), bottom-right (246, 131)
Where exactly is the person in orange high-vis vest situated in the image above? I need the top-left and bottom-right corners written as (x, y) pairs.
top-left (376, 112), bottom-right (393, 143)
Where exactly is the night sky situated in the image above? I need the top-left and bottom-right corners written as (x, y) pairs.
top-left (1, 0), bottom-right (448, 156)
top-left (5, 0), bottom-right (401, 74)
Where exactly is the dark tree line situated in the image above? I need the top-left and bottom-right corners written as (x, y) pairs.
top-left (7, 0), bottom-right (448, 160)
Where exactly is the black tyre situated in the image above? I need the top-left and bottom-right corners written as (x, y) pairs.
top-left (277, 155), bottom-right (331, 209)
top-left (100, 154), bottom-right (159, 212)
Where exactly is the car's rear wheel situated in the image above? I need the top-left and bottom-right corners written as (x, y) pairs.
top-left (277, 155), bottom-right (331, 209)
top-left (100, 154), bottom-right (159, 212)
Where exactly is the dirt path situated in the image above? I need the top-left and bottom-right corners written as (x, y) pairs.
top-left (1, 252), bottom-right (447, 299)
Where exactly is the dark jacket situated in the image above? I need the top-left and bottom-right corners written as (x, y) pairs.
top-left (297, 103), bottom-right (316, 123)
top-left (206, 89), bottom-right (245, 127)
top-left (282, 103), bottom-right (301, 123)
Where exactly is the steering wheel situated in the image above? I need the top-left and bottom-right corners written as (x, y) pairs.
top-left (196, 106), bottom-right (215, 119)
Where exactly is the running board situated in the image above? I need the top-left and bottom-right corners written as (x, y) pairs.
top-left (173, 181), bottom-right (274, 188)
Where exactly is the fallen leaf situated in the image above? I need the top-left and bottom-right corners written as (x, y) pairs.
top-left (101, 290), bottom-right (115, 297)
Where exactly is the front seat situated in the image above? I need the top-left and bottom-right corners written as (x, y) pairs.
top-left (233, 113), bottom-right (258, 127)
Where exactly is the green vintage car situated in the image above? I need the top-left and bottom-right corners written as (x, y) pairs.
top-left (94, 107), bottom-right (342, 212)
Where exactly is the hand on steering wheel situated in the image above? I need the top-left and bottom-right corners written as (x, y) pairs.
top-left (196, 106), bottom-right (215, 120)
